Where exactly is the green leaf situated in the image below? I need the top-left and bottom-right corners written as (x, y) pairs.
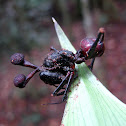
top-left (52, 18), bottom-right (126, 126)
top-left (52, 17), bottom-right (76, 53)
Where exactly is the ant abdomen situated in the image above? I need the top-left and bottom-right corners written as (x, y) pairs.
top-left (39, 71), bottom-right (65, 85)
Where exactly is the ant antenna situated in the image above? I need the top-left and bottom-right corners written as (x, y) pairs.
top-left (87, 28), bottom-right (105, 58)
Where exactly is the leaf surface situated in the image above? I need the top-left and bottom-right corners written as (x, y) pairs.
top-left (53, 18), bottom-right (126, 126)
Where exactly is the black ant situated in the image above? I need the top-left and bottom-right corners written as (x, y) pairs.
top-left (10, 28), bottom-right (105, 103)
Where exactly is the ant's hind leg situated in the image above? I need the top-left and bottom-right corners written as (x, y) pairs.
top-left (53, 91), bottom-right (65, 96)
top-left (52, 71), bottom-right (70, 96)
top-left (62, 72), bottom-right (74, 102)
top-left (52, 84), bottom-right (65, 89)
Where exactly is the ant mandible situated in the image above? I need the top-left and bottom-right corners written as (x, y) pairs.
top-left (10, 28), bottom-right (105, 102)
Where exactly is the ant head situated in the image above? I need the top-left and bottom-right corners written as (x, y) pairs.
top-left (80, 28), bottom-right (105, 59)
top-left (80, 38), bottom-right (105, 59)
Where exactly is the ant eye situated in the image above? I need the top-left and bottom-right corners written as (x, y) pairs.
top-left (13, 74), bottom-right (26, 88)
top-left (10, 53), bottom-right (24, 65)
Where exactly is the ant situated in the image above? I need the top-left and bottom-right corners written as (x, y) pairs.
top-left (10, 28), bottom-right (105, 103)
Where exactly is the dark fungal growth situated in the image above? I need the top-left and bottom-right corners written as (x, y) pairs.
top-left (13, 74), bottom-right (26, 88)
top-left (10, 28), bottom-right (105, 103)
top-left (10, 53), bottom-right (24, 65)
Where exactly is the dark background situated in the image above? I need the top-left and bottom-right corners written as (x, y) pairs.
top-left (0, 0), bottom-right (126, 126)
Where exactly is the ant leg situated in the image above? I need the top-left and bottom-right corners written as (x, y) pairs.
top-left (42, 91), bottom-right (66, 106)
top-left (87, 28), bottom-right (104, 59)
top-left (52, 84), bottom-right (65, 89)
top-left (50, 46), bottom-right (59, 52)
top-left (88, 58), bottom-right (95, 71)
top-left (75, 57), bottom-right (85, 64)
top-left (62, 72), bottom-right (74, 101)
top-left (53, 91), bottom-right (65, 96)
top-left (43, 72), bottom-right (74, 105)
top-left (75, 50), bottom-right (86, 64)
top-left (52, 71), bottom-right (70, 96)
top-left (100, 29), bottom-right (104, 43)
top-left (45, 66), bottom-right (60, 71)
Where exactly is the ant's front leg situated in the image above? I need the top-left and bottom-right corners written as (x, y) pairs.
top-left (75, 49), bottom-right (86, 64)
top-left (88, 58), bottom-right (95, 71)
top-left (75, 57), bottom-right (86, 64)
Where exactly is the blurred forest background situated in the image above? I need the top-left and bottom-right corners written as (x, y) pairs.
top-left (0, 0), bottom-right (126, 126)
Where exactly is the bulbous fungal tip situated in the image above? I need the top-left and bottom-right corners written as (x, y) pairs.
top-left (10, 53), bottom-right (24, 65)
top-left (51, 94), bottom-right (54, 97)
top-left (99, 27), bottom-right (105, 33)
top-left (13, 74), bottom-right (26, 88)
